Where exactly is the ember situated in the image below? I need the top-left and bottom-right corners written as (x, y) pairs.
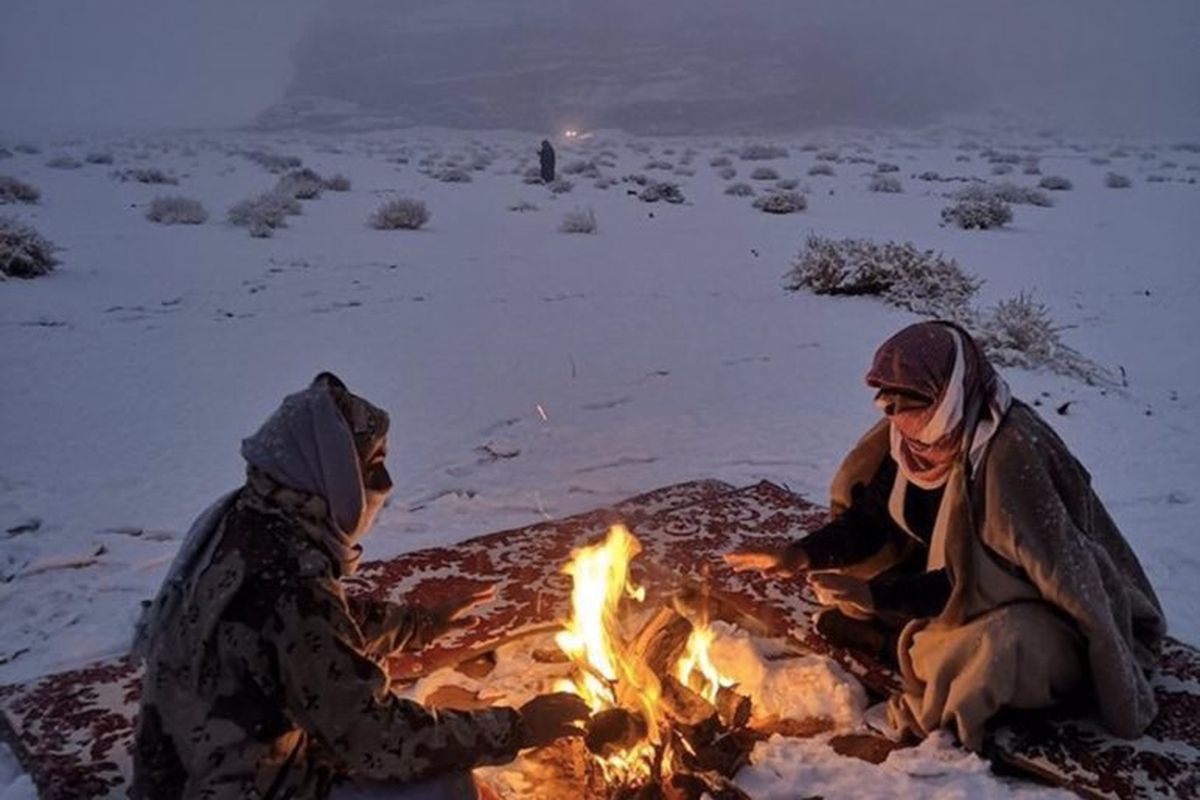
top-left (553, 525), bottom-right (755, 798)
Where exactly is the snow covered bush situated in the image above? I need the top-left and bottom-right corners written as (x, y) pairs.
top-left (275, 168), bottom-right (325, 200)
top-left (14, 144), bottom-right (41, 155)
top-left (753, 191), bottom-right (807, 214)
top-left (953, 182), bottom-right (1052, 207)
top-left (816, 151), bottom-right (841, 162)
top-left (775, 178), bottom-right (799, 190)
top-left (0, 216), bottom-right (58, 279)
top-left (146, 195), bottom-right (208, 225)
top-left (46, 155), bottom-right (82, 170)
top-left (228, 192), bottom-right (300, 237)
top-left (1038, 175), bottom-right (1073, 191)
top-left (738, 144), bottom-right (788, 160)
top-left (643, 159), bottom-right (674, 171)
top-left (244, 150), bottom-right (302, 173)
top-left (437, 167), bottom-right (472, 183)
top-left (717, 166), bottom-right (737, 180)
top-left (321, 173), bottom-right (352, 192)
top-left (974, 293), bottom-right (1109, 383)
top-left (370, 198), bottom-right (430, 230)
top-left (869, 175), bottom-right (903, 193)
top-left (709, 155), bottom-right (732, 168)
top-left (917, 171), bottom-right (941, 181)
top-left (522, 167), bottom-right (544, 184)
top-left (0, 176), bottom-right (40, 204)
top-left (875, 162), bottom-right (899, 173)
top-left (784, 235), bottom-right (978, 319)
top-left (808, 164), bottom-right (835, 177)
top-left (750, 167), bottom-right (779, 181)
top-left (547, 179), bottom-right (573, 194)
top-left (85, 152), bottom-right (114, 165)
top-left (724, 182), bottom-right (755, 196)
top-left (507, 200), bottom-right (539, 212)
top-left (559, 207), bottom-right (596, 233)
top-left (991, 164), bottom-right (1014, 176)
top-left (112, 168), bottom-right (178, 185)
top-left (562, 159), bottom-right (599, 178)
top-left (941, 198), bottom-right (1013, 230)
top-left (638, 182), bottom-right (685, 204)
top-left (1105, 172), bottom-right (1132, 188)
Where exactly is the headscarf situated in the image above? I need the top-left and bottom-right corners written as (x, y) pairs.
top-left (134, 373), bottom-right (390, 657)
top-left (866, 322), bottom-right (1011, 489)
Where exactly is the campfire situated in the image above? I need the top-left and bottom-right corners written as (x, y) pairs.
top-left (551, 526), bottom-right (756, 799)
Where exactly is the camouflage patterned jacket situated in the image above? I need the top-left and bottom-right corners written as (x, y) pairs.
top-left (131, 471), bottom-right (525, 800)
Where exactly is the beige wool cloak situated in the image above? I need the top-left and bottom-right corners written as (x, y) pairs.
top-left (827, 402), bottom-right (1165, 750)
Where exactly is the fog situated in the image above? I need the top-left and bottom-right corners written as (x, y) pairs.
top-left (2, 0), bottom-right (1197, 138)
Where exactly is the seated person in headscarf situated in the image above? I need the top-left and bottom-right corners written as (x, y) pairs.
top-left (131, 373), bottom-right (588, 800)
top-left (725, 322), bottom-right (1165, 750)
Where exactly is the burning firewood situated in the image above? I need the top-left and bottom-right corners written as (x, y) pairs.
top-left (586, 707), bottom-right (650, 757)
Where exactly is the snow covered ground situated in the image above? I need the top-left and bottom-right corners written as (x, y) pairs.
top-left (1, 121), bottom-right (1197, 797)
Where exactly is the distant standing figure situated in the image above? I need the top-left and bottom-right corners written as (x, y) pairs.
top-left (539, 139), bottom-right (556, 183)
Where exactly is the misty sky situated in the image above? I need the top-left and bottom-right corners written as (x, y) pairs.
top-left (2, 0), bottom-right (1197, 138)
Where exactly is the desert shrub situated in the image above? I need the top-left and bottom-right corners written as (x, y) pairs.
top-left (547, 179), bottom-right (573, 194)
top-left (738, 144), bottom-right (788, 161)
top-left (638, 182), bottom-right (685, 204)
top-left (808, 164), bottom-right (835, 177)
top-left (753, 191), bottom-right (806, 214)
top-left (816, 151), bottom-right (841, 162)
top-left (1038, 175), bottom-right (1072, 191)
top-left (869, 175), bottom-right (903, 193)
top-left (322, 173), bottom-right (352, 192)
top-left (275, 168), bottom-right (324, 200)
top-left (717, 166), bottom-right (737, 180)
top-left (875, 162), bottom-right (899, 173)
top-left (559, 207), bottom-right (596, 233)
top-left (1022, 161), bottom-right (1041, 175)
top-left (508, 200), bottom-right (539, 212)
top-left (941, 198), bottom-right (1012, 230)
top-left (228, 192), bottom-right (300, 237)
top-left (955, 154), bottom-right (971, 163)
top-left (0, 216), bottom-right (58, 278)
top-left (146, 195), bottom-right (208, 225)
top-left (244, 150), bottom-right (302, 173)
top-left (112, 168), bottom-right (178, 185)
top-left (370, 198), bottom-right (430, 230)
top-left (917, 171), bottom-right (941, 181)
top-left (1146, 174), bottom-right (1169, 183)
top-left (749, 167), bottom-right (779, 181)
top-left (46, 156), bottom-right (82, 170)
top-left (674, 166), bottom-right (696, 177)
top-left (709, 155), bottom-right (732, 168)
top-left (0, 176), bottom-right (40, 205)
top-left (436, 167), bottom-right (472, 183)
top-left (991, 164), bottom-right (1014, 176)
top-left (562, 159), bottom-right (599, 177)
top-left (644, 159), bottom-right (674, 171)
top-left (987, 151), bottom-right (1022, 165)
top-left (724, 182), bottom-right (755, 197)
top-left (594, 177), bottom-right (619, 190)
top-left (955, 182), bottom-right (1051, 207)
top-left (784, 234), bottom-right (978, 319)
top-left (1105, 172), bottom-right (1132, 188)
top-left (522, 167), bottom-right (544, 184)
top-left (775, 178), bottom-right (800, 190)
top-left (974, 293), bottom-right (1109, 383)
top-left (85, 152), bottom-right (114, 165)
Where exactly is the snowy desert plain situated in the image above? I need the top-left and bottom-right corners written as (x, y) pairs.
top-left (1, 119), bottom-right (1198, 798)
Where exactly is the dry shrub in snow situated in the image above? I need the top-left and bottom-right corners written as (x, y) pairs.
top-left (953, 182), bottom-right (1052, 207)
top-left (146, 195), bottom-right (208, 225)
top-left (753, 191), bottom-right (807, 214)
top-left (85, 152), bottom-right (114, 165)
top-left (559, 207), bottom-right (596, 233)
top-left (245, 150), bottom-right (302, 173)
top-left (0, 176), bottom-right (40, 205)
top-left (0, 216), bottom-right (58, 279)
top-left (869, 175), bottom-right (903, 193)
top-left (991, 164), bottom-right (1014, 176)
top-left (975, 293), bottom-right (1110, 383)
top-left (562, 159), bottom-right (599, 178)
top-left (941, 198), bottom-right (1013, 230)
top-left (436, 167), bottom-right (472, 183)
top-left (643, 159), bottom-right (674, 171)
top-left (14, 144), bottom-right (40, 155)
top-left (522, 167), bottom-right (545, 184)
top-left (775, 178), bottom-right (800, 190)
top-left (738, 143), bottom-right (788, 160)
top-left (710, 155), bottom-right (732, 168)
top-left (918, 171), bottom-right (941, 181)
top-left (46, 155), bottom-right (82, 170)
top-left (717, 166), bottom-right (737, 180)
top-left (370, 198), bottom-right (430, 230)
top-left (724, 182), bottom-right (755, 197)
top-left (808, 163), bottom-right (835, 177)
top-left (1038, 175), bottom-right (1073, 191)
top-left (750, 166), bottom-right (780, 181)
top-left (1105, 172), bottom-right (1132, 188)
top-left (112, 168), bottom-right (178, 185)
top-left (322, 173), bottom-right (352, 192)
top-left (507, 200), bottom-right (539, 212)
top-left (275, 168), bottom-right (324, 200)
top-left (547, 179), bottom-right (573, 194)
top-left (784, 235), bottom-right (978, 319)
top-left (228, 192), bottom-right (300, 238)
top-left (638, 182), bottom-right (684, 204)
top-left (875, 162), bottom-right (899, 173)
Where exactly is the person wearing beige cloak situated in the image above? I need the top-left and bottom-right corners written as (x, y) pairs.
top-left (726, 321), bottom-right (1165, 751)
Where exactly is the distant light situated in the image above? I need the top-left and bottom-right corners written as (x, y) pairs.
top-left (563, 129), bottom-right (578, 139)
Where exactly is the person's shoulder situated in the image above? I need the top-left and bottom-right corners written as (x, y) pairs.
top-left (987, 401), bottom-right (1085, 478)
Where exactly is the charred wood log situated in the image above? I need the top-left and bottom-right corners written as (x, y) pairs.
top-left (714, 685), bottom-right (752, 730)
top-left (584, 707), bottom-right (649, 758)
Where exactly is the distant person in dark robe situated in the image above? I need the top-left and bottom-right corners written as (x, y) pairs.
top-left (539, 139), bottom-right (556, 183)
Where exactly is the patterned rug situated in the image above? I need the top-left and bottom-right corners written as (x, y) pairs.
top-left (1, 480), bottom-right (1196, 800)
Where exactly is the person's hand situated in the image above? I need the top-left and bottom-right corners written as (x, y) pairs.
top-left (724, 546), bottom-right (807, 577)
top-left (518, 692), bottom-right (591, 748)
top-left (427, 584), bottom-right (497, 634)
top-left (807, 571), bottom-right (873, 620)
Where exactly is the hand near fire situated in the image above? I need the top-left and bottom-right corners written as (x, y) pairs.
top-left (427, 584), bottom-right (497, 634)
top-left (806, 571), bottom-right (874, 620)
top-left (723, 546), bottom-right (808, 577)
top-left (518, 692), bottom-right (591, 749)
